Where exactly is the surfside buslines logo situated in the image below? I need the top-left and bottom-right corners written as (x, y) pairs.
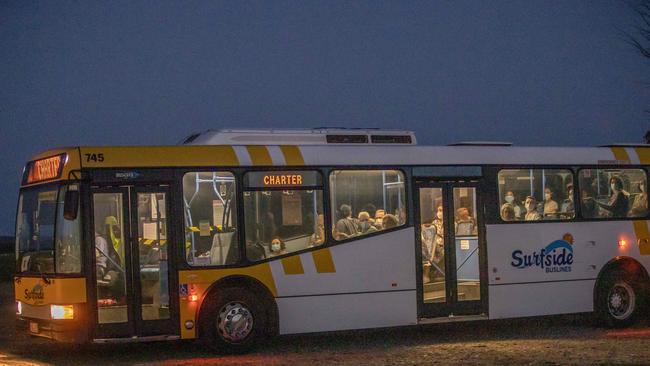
top-left (511, 234), bottom-right (574, 273)
top-left (24, 284), bottom-right (45, 304)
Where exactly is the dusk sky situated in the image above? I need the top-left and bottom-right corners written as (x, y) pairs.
top-left (1, 1), bottom-right (648, 235)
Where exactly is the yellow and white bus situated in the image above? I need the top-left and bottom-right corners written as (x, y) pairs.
top-left (14, 128), bottom-right (650, 351)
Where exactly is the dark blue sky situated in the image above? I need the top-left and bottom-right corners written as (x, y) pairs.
top-left (1, 1), bottom-right (648, 235)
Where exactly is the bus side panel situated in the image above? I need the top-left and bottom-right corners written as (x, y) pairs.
top-left (270, 228), bottom-right (418, 334)
top-left (277, 291), bottom-right (417, 335)
top-left (486, 221), bottom-right (650, 319)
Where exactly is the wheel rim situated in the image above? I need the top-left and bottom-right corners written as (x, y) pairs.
top-left (217, 301), bottom-right (254, 343)
top-left (607, 282), bottom-right (635, 320)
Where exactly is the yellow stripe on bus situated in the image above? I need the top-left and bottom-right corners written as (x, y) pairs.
top-left (610, 147), bottom-right (630, 162)
top-left (279, 145), bottom-right (305, 166)
top-left (281, 256), bottom-right (305, 275)
top-left (79, 146), bottom-right (240, 168)
top-left (633, 220), bottom-right (650, 255)
top-left (246, 146), bottom-right (273, 166)
top-left (635, 147), bottom-right (650, 164)
top-left (312, 248), bottom-right (336, 273)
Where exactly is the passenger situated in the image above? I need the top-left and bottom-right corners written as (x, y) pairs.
top-left (309, 214), bottom-right (325, 246)
top-left (589, 176), bottom-right (629, 217)
top-left (504, 191), bottom-right (523, 219)
top-left (580, 188), bottom-right (598, 218)
top-left (395, 208), bottom-right (407, 225)
top-left (382, 214), bottom-right (399, 229)
top-left (334, 204), bottom-right (359, 240)
top-left (455, 207), bottom-right (477, 235)
top-left (524, 196), bottom-right (542, 221)
top-left (500, 203), bottom-right (516, 221)
top-left (431, 205), bottom-right (445, 263)
top-left (357, 211), bottom-right (378, 234)
top-left (629, 181), bottom-right (648, 217)
top-left (560, 183), bottom-right (575, 218)
top-left (373, 209), bottom-right (386, 229)
top-left (362, 203), bottom-right (377, 219)
top-left (269, 237), bottom-right (287, 257)
top-left (543, 188), bottom-right (559, 219)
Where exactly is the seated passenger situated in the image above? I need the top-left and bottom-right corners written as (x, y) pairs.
top-left (373, 209), bottom-right (386, 229)
top-left (309, 214), bottom-right (326, 246)
top-left (629, 182), bottom-right (648, 217)
top-left (269, 237), bottom-right (287, 257)
top-left (543, 188), bottom-right (559, 219)
top-left (560, 183), bottom-right (575, 218)
top-left (357, 211), bottom-right (378, 234)
top-left (504, 191), bottom-right (523, 219)
top-left (524, 196), bottom-right (542, 221)
top-left (589, 176), bottom-right (629, 217)
top-left (455, 207), bottom-right (477, 235)
top-left (335, 204), bottom-right (360, 240)
top-left (382, 214), bottom-right (399, 229)
top-left (500, 203), bottom-right (516, 221)
top-left (581, 188), bottom-right (598, 218)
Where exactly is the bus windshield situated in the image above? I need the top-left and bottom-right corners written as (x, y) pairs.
top-left (15, 184), bottom-right (82, 274)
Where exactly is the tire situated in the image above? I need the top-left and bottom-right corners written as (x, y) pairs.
top-left (595, 270), bottom-right (642, 328)
top-left (199, 287), bottom-right (266, 353)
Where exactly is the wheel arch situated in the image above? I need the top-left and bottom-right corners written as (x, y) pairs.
top-left (197, 274), bottom-right (279, 339)
top-left (594, 256), bottom-right (650, 305)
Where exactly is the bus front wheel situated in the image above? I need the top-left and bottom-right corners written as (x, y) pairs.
top-left (200, 287), bottom-right (266, 353)
top-left (596, 270), bottom-right (642, 328)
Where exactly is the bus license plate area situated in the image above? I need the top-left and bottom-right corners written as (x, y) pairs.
top-left (29, 321), bottom-right (39, 334)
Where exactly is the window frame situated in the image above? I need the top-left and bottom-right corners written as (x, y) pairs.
top-left (180, 169), bottom-right (242, 268)
top-left (241, 169), bottom-right (326, 262)
top-left (495, 167), bottom-right (577, 223)
top-left (328, 167), bottom-right (411, 245)
top-left (491, 165), bottom-right (650, 224)
top-left (576, 166), bottom-right (649, 222)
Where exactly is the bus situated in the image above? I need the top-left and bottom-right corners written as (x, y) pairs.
top-left (14, 128), bottom-right (650, 352)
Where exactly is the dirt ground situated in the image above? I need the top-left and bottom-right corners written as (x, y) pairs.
top-left (3, 281), bottom-right (650, 366)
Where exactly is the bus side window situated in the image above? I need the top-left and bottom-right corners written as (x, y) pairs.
top-left (329, 170), bottom-right (407, 240)
top-left (497, 169), bottom-right (575, 222)
top-left (578, 168), bottom-right (648, 219)
top-left (182, 172), bottom-right (239, 267)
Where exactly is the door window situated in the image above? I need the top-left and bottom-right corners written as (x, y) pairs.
top-left (419, 187), bottom-right (446, 304)
top-left (93, 192), bottom-right (128, 324)
top-left (452, 187), bottom-right (480, 301)
top-left (136, 192), bottom-right (170, 320)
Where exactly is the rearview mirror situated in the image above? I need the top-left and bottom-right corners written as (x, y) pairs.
top-left (63, 190), bottom-right (79, 220)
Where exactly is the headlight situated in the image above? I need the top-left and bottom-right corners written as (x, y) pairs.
top-left (16, 301), bottom-right (22, 315)
top-left (50, 305), bottom-right (74, 320)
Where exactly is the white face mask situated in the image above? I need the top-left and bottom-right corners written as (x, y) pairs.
top-left (271, 243), bottom-right (281, 252)
top-left (436, 211), bottom-right (443, 220)
top-left (505, 195), bottom-right (514, 204)
top-left (526, 203), bottom-right (534, 211)
top-left (568, 191), bottom-right (573, 201)
top-left (641, 185), bottom-right (646, 193)
top-left (611, 183), bottom-right (617, 191)
top-left (544, 193), bottom-right (551, 201)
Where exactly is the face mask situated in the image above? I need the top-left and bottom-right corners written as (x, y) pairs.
top-left (436, 212), bottom-right (443, 220)
top-left (526, 203), bottom-right (534, 211)
top-left (640, 185), bottom-right (645, 193)
top-left (544, 193), bottom-right (551, 201)
top-left (271, 243), bottom-right (281, 252)
top-left (568, 191), bottom-right (573, 201)
top-left (611, 184), bottom-right (617, 191)
top-left (505, 196), bottom-right (514, 204)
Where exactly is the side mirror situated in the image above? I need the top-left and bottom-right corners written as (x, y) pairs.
top-left (63, 190), bottom-right (79, 221)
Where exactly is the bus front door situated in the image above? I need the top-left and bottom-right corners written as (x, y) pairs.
top-left (415, 182), bottom-right (486, 318)
top-left (91, 185), bottom-right (176, 339)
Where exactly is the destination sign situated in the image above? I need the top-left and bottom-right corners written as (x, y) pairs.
top-left (25, 154), bottom-right (66, 184)
top-left (245, 170), bottom-right (321, 188)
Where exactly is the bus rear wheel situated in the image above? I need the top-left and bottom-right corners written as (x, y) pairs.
top-left (200, 287), bottom-right (266, 353)
top-left (596, 271), bottom-right (641, 328)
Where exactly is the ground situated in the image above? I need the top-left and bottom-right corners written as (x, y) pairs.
top-left (3, 281), bottom-right (650, 366)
